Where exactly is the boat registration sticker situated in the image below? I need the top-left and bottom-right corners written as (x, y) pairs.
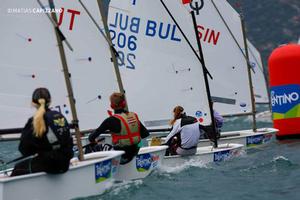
top-left (246, 134), bottom-right (264, 147)
top-left (136, 153), bottom-right (152, 172)
top-left (95, 159), bottom-right (112, 183)
top-left (213, 150), bottom-right (231, 162)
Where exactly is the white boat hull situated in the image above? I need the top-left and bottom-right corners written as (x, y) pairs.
top-left (200, 128), bottom-right (277, 148)
top-left (147, 128), bottom-right (278, 149)
top-left (0, 151), bottom-right (124, 200)
top-left (162, 143), bottom-right (244, 168)
top-left (115, 146), bottom-right (168, 181)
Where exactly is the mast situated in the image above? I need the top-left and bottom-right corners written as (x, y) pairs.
top-left (241, 16), bottom-right (257, 132)
top-left (191, 11), bottom-right (218, 148)
top-left (237, 0), bottom-right (257, 131)
top-left (48, 0), bottom-right (84, 160)
top-left (96, 0), bottom-right (126, 96)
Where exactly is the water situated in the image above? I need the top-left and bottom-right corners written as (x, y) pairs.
top-left (1, 105), bottom-right (300, 200)
top-left (87, 140), bottom-right (300, 200)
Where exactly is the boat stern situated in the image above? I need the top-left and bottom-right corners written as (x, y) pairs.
top-left (115, 145), bottom-right (168, 181)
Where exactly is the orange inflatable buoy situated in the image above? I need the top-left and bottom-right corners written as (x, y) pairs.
top-left (268, 44), bottom-right (300, 139)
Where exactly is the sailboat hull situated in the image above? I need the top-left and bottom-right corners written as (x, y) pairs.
top-left (162, 143), bottom-right (244, 168)
top-left (199, 128), bottom-right (277, 147)
top-left (0, 151), bottom-right (123, 200)
top-left (147, 128), bottom-right (278, 149)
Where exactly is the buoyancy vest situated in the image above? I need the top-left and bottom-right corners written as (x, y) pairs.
top-left (180, 115), bottom-right (198, 127)
top-left (111, 112), bottom-right (141, 147)
top-left (44, 111), bottom-right (73, 151)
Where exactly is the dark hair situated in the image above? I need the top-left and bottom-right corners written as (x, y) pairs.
top-left (32, 88), bottom-right (51, 107)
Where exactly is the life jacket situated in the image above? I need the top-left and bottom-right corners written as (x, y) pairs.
top-left (180, 115), bottom-right (198, 127)
top-left (44, 111), bottom-right (73, 151)
top-left (111, 112), bottom-right (141, 147)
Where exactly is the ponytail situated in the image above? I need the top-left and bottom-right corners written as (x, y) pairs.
top-left (170, 106), bottom-right (184, 126)
top-left (33, 98), bottom-right (47, 138)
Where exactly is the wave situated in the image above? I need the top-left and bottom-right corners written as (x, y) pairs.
top-left (241, 155), bottom-right (297, 175)
top-left (95, 180), bottom-right (144, 200)
top-left (110, 180), bottom-right (143, 196)
top-left (272, 155), bottom-right (289, 162)
top-left (159, 158), bottom-right (209, 174)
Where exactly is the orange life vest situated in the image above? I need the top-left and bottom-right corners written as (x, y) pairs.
top-left (111, 112), bottom-right (141, 147)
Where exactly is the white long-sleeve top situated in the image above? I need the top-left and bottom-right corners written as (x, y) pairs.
top-left (165, 118), bottom-right (201, 149)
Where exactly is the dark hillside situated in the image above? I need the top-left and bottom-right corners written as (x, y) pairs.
top-left (229, 0), bottom-right (300, 67)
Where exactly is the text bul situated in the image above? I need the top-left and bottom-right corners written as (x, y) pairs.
top-left (145, 20), bottom-right (181, 42)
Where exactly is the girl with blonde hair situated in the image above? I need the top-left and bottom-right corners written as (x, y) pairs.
top-left (11, 88), bottom-right (73, 176)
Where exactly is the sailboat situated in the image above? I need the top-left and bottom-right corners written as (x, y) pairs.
top-left (189, 0), bottom-right (277, 147)
top-left (0, 0), bottom-right (126, 199)
top-left (141, 0), bottom-right (277, 148)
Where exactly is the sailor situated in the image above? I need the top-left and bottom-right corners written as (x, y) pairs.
top-left (11, 88), bottom-right (74, 176)
top-left (214, 109), bottom-right (224, 131)
top-left (88, 92), bottom-right (149, 165)
top-left (212, 102), bottom-right (224, 131)
top-left (164, 106), bottom-right (202, 156)
top-left (199, 103), bottom-right (224, 141)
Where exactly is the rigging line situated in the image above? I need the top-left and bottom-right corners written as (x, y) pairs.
top-left (109, 5), bottom-right (130, 13)
top-left (210, 0), bottom-right (254, 73)
top-left (36, 0), bottom-right (73, 51)
top-left (160, 0), bottom-right (213, 80)
top-left (78, 0), bottom-right (124, 65)
top-left (241, 17), bottom-right (257, 131)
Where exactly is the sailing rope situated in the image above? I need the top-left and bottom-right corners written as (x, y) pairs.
top-left (211, 0), bottom-right (254, 72)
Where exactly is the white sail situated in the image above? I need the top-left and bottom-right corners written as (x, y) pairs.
top-left (51, 0), bottom-right (120, 130)
top-left (108, 0), bottom-right (212, 127)
top-left (247, 39), bottom-right (269, 104)
top-left (179, 0), bottom-right (252, 116)
top-left (0, 0), bottom-right (71, 129)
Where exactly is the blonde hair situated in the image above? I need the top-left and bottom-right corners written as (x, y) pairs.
top-left (169, 106), bottom-right (184, 126)
top-left (33, 99), bottom-right (47, 138)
